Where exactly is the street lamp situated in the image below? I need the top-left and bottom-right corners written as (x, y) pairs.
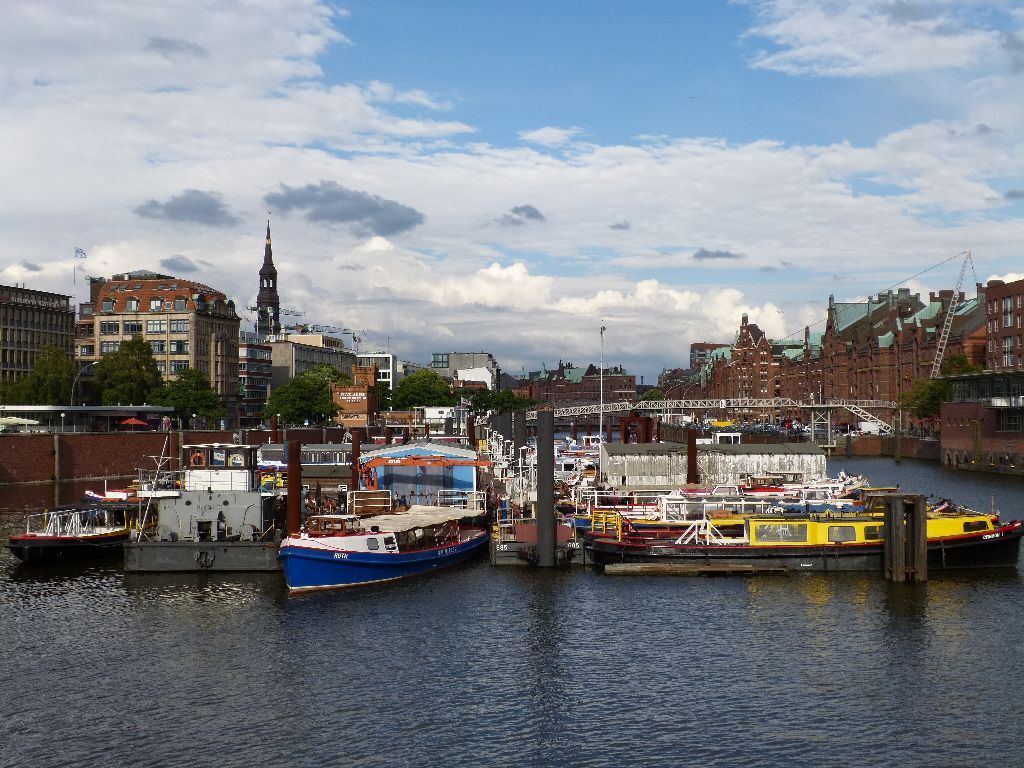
top-left (192, 413), bottom-right (197, 431)
top-left (70, 361), bottom-right (95, 406)
top-left (60, 412), bottom-right (65, 433)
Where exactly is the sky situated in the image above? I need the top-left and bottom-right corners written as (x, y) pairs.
top-left (2, 1), bottom-right (1023, 384)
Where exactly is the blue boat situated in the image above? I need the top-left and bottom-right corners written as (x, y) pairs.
top-left (278, 506), bottom-right (489, 593)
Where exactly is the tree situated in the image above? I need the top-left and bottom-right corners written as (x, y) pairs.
top-left (463, 388), bottom-right (537, 413)
top-left (1, 345), bottom-right (75, 404)
top-left (391, 369), bottom-right (455, 410)
top-left (93, 335), bottom-right (164, 406)
top-left (899, 379), bottom-right (948, 418)
top-left (377, 381), bottom-right (392, 411)
top-left (264, 367), bottom-right (341, 425)
top-left (150, 368), bottom-right (225, 424)
top-left (940, 353), bottom-right (982, 375)
top-left (639, 388), bottom-right (665, 402)
top-left (301, 363), bottom-right (353, 388)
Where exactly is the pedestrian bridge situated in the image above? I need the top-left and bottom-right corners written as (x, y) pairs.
top-left (525, 398), bottom-right (900, 436)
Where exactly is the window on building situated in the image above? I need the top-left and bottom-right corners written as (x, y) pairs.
top-left (174, 298), bottom-right (187, 311)
top-left (123, 320), bottom-right (142, 335)
top-left (101, 300), bottom-right (114, 312)
top-left (170, 319), bottom-right (189, 334)
top-left (431, 353), bottom-right (449, 368)
top-left (149, 298), bottom-right (163, 311)
top-left (150, 340), bottom-right (166, 353)
top-left (146, 320), bottom-right (166, 334)
top-left (156, 361), bottom-right (165, 373)
top-left (126, 298), bottom-right (140, 311)
top-left (99, 321), bottom-right (120, 335)
top-left (170, 340), bottom-right (189, 354)
top-left (171, 360), bottom-right (189, 372)
top-left (79, 344), bottom-right (94, 356)
top-left (1004, 337), bottom-right (1014, 368)
top-left (100, 341), bottom-right (120, 354)
top-left (1004, 297), bottom-right (1014, 328)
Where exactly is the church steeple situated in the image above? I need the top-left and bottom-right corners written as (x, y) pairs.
top-left (256, 218), bottom-right (281, 338)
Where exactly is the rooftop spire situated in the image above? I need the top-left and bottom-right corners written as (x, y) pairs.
top-left (256, 216), bottom-right (281, 337)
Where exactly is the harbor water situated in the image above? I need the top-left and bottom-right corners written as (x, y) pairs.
top-left (1, 457), bottom-right (1022, 768)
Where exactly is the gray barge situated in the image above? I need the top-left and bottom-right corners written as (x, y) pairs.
top-left (124, 443), bottom-right (285, 572)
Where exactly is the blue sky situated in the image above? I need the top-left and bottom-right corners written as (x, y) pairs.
top-left (1, 1), bottom-right (1022, 383)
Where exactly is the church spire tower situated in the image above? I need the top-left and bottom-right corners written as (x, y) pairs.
top-left (256, 218), bottom-right (281, 338)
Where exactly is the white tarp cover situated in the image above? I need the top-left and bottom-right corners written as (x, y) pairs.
top-left (359, 505), bottom-right (471, 532)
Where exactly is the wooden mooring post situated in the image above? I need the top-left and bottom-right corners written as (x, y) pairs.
top-left (881, 493), bottom-right (927, 582)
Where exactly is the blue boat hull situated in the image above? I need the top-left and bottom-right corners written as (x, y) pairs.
top-left (279, 529), bottom-right (489, 592)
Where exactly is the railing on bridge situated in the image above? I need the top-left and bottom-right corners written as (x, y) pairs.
top-left (525, 398), bottom-right (899, 435)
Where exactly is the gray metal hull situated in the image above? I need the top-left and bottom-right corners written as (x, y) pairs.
top-left (124, 540), bottom-right (282, 572)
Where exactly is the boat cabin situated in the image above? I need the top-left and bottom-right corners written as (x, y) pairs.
top-left (183, 444), bottom-right (260, 492)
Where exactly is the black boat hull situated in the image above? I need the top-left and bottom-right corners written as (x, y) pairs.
top-left (585, 525), bottom-right (1023, 572)
top-left (8, 532), bottom-right (130, 564)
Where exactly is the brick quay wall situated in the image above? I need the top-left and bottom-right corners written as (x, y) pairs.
top-left (0, 428), bottom-right (350, 486)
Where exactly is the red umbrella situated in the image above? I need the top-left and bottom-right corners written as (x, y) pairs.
top-left (120, 417), bottom-right (149, 427)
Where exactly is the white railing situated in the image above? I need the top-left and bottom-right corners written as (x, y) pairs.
top-left (435, 490), bottom-right (486, 511)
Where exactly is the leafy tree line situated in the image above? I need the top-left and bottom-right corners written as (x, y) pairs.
top-left (4, 343), bottom-right (976, 425)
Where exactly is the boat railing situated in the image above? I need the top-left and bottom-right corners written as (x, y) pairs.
top-left (435, 489), bottom-right (486, 511)
top-left (657, 496), bottom-right (775, 520)
top-left (572, 487), bottom-right (666, 509)
top-left (348, 490), bottom-right (394, 516)
top-left (25, 507), bottom-right (127, 536)
top-left (672, 512), bottom-right (746, 545)
top-left (136, 468), bottom-right (185, 493)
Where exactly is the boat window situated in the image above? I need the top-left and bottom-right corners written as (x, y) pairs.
top-left (366, 537), bottom-right (380, 551)
top-left (754, 523), bottom-right (808, 543)
top-left (828, 525), bottom-right (857, 543)
top-left (383, 535), bottom-right (397, 549)
top-left (963, 520), bottom-right (989, 533)
top-left (864, 525), bottom-right (883, 540)
top-left (210, 449), bottom-right (226, 467)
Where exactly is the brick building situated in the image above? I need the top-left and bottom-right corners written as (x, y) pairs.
top-left (332, 364), bottom-right (379, 430)
top-left (76, 271), bottom-right (240, 419)
top-left (702, 286), bottom-right (988, 424)
top-left (984, 277), bottom-right (1024, 371)
top-left (524, 360), bottom-right (636, 407)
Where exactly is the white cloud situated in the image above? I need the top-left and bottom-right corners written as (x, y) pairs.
top-left (518, 126), bottom-right (584, 147)
top-left (0, 0), bottom-right (1021, 381)
top-left (743, 0), bottom-right (1012, 77)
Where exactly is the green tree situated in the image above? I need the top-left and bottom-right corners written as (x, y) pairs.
top-left (150, 368), bottom-right (225, 424)
top-left (377, 381), bottom-right (392, 411)
top-left (463, 388), bottom-right (537, 413)
top-left (899, 378), bottom-right (948, 418)
top-left (940, 353), bottom-right (982, 375)
top-left (94, 335), bottom-right (164, 406)
top-left (264, 367), bottom-right (341, 425)
top-left (391, 369), bottom-right (455, 410)
top-left (639, 388), bottom-right (665, 402)
top-left (301, 363), bottom-right (353, 388)
top-left (1, 345), bottom-right (75, 404)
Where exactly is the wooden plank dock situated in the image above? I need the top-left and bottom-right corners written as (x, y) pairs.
top-left (603, 563), bottom-right (789, 576)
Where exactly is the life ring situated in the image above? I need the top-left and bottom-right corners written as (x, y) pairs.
top-left (190, 451), bottom-right (206, 467)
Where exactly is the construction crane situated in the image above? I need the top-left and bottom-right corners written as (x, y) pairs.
top-left (930, 250), bottom-right (976, 378)
top-left (292, 324), bottom-right (368, 350)
top-left (245, 306), bottom-right (304, 317)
